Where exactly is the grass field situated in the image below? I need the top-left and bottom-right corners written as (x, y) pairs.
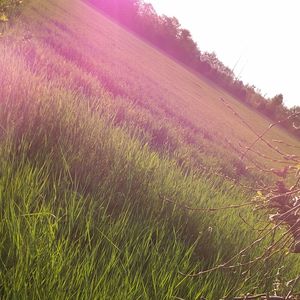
top-left (0, 0), bottom-right (299, 298)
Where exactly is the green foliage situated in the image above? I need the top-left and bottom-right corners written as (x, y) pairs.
top-left (271, 94), bottom-right (284, 106)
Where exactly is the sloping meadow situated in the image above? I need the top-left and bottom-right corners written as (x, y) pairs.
top-left (0, 1), bottom-right (299, 298)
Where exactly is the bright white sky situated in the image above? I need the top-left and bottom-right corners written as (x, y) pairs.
top-left (147, 0), bottom-right (300, 108)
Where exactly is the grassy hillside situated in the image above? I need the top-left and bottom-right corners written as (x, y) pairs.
top-left (0, 0), bottom-right (299, 298)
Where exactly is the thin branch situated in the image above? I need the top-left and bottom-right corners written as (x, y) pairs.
top-left (272, 139), bottom-right (300, 150)
top-left (220, 97), bottom-right (300, 162)
top-left (161, 196), bottom-right (253, 212)
top-left (238, 213), bottom-right (271, 232)
top-left (181, 204), bottom-right (300, 277)
top-left (286, 274), bottom-right (300, 299)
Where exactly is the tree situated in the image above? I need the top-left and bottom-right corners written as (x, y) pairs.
top-left (271, 94), bottom-right (283, 106)
top-left (177, 29), bottom-right (199, 64)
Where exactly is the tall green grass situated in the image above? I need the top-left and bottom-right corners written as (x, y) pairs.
top-left (0, 1), bottom-right (299, 298)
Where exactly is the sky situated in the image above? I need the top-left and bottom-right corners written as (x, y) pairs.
top-left (147, 0), bottom-right (300, 108)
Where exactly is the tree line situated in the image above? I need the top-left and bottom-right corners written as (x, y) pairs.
top-left (87, 0), bottom-right (300, 137)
